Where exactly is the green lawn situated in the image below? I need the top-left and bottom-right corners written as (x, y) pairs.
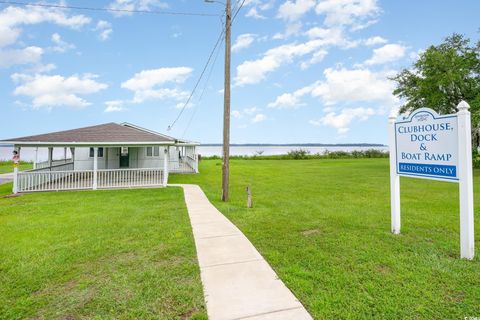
top-left (170, 159), bottom-right (480, 319)
top-left (0, 161), bottom-right (32, 174)
top-left (0, 186), bottom-right (206, 320)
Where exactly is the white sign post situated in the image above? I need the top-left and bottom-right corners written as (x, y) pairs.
top-left (389, 101), bottom-right (474, 260)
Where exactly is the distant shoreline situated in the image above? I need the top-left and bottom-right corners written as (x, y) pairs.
top-left (1, 143), bottom-right (386, 148)
top-left (201, 143), bottom-right (386, 147)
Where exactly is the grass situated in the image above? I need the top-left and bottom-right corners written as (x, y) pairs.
top-left (170, 159), bottom-right (480, 319)
top-left (0, 161), bottom-right (32, 174)
top-left (0, 185), bottom-right (206, 320)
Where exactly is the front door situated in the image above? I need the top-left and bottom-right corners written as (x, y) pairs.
top-left (120, 147), bottom-right (129, 168)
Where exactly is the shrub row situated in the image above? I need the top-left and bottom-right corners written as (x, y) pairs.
top-left (202, 148), bottom-right (389, 160)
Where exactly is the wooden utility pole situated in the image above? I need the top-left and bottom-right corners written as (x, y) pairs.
top-left (222, 0), bottom-right (231, 202)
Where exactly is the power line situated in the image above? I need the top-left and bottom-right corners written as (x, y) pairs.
top-left (167, 28), bottom-right (225, 131)
top-left (232, 0), bottom-right (247, 23)
top-left (182, 32), bottom-right (224, 138)
top-left (168, 0), bottom-right (246, 131)
top-left (0, 1), bottom-right (220, 17)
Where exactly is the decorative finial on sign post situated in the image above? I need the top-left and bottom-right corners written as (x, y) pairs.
top-left (458, 100), bottom-right (470, 111)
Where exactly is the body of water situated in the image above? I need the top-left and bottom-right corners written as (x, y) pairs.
top-left (0, 145), bottom-right (388, 161)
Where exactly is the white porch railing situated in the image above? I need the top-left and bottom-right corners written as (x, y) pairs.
top-left (17, 168), bottom-right (165, 193)
top-left (18, 170), bottom-right (94, 192)
top-left (31, 162), bottom-right (74, 172)
top-left (35, 159), bottom-right (73, 169)
top-left (169, 157), bottom-right (197, 173)
top-left (97, 168), bottom-right (164, 189)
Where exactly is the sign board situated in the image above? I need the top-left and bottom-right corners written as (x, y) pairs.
top-left (389, 102), bottom-right (474, 260)
top-left (395, 108), bottom-right (458, 182)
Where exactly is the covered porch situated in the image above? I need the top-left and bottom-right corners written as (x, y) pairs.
top-left (1, 123), bottom-right (199, 193)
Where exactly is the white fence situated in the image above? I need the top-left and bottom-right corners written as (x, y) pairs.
top-left (17, 168), bottom-right (165, 192)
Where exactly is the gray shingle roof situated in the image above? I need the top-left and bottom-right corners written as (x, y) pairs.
top-left (1, 123), bottom-right (178, 144)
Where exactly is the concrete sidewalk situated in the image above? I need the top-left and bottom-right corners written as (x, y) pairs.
top-left (174, 184), bottom-right (312, 320)
top-left (0, 173), bottom-right (13, 185)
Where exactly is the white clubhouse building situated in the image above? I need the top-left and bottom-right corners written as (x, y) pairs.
top-left (1, 122), bottom-right (199, 193)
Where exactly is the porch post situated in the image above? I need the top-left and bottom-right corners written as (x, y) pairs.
top-left (70, 148), bottom-right (75, 170)
top-left (13, 146), bottom-right (20, 194)
top-left (48, 147), bottom-right (53, 169)
top-left (63, 147), bottom-right (67, 163)
top-left (33, 147), bottom-right (38, 169)
top-left (194, 146), bottom-right (199, 173)
top-left (163, 146), bottom-right (169, 187)
top-left (93, 147), bottom-right (98, 190)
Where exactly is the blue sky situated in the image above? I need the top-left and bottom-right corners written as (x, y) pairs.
top-left (0, 0), bottom-right (479, 144)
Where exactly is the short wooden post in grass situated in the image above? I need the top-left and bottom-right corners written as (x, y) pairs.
top-left (246, 185), bottom-right (252, 208)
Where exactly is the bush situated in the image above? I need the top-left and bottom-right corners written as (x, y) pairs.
top-left (287, 149), bottom-right (310, 159)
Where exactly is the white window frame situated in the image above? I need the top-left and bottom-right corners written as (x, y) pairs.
top-left (89, 147), bottom-right (104, 158)
top-left (146, 146), bottom-right (153, 157)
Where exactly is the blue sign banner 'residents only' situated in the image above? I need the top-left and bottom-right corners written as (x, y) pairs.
top-left (394, 108), bottom-right (458, 182)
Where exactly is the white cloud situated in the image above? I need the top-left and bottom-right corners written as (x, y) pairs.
top-left (232, 107), bottom-right (265, 124)
top-left (26, 63), bottom-right (56, 73)
top-left (51, 33), bottom-right (75, 52)
top-left (235, 40), bottom-right (327, 86)
top-left (364, 36), bottom-right (387, 46)
top-left (104, 100), bottom-right (126, 112)
top-left (252, 113), bottom-right (267, 123)
top-left (121, 67), bottom-right (193, 103)
top-left (269, 67), bottom-right (398, 119)
top-left (301, 49), bottom-right (328, 69)
top-left (0, 46), bottom-right (43, 68)
top-left (0, 5), bottom-right (90, 49)
top-left (311, 67), bottom-right (397, 106)
top-left (268, 83), bottom-right (317, 108)
top-left (95, 20), bottom-right (113, 41)
top-left (246, 7), bottom-right (266, 19)
top-left (108, 0), bottom-right (169, 16)
top-left (364, 43), bottom-right (406, 65)
top-left (309, 107), bottom-right (375, 133)
top-left (232, 34), bottom-right (256, 52)
top-left (244, 107), bottom-right (258, 115)
top-left (315, 0), bottom-right (380, 27)
top-left (273, 22), bottom-right (303, 40)
top-left (277, 0), bottom-right (316, 21)
top-left (245, 0), bottom-right (274, 19)
top-left (12, 73), bottom-right (107, 109)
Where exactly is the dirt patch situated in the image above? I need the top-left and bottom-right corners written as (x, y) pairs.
top-left (375, 264), bottom-right (391, 274)
top-left (1, 194), bottom-right (22, 199)
top-left (445, 289), bottom-right (465, 303)
top-left (181, 307), bottom-right (204, 319)
top-left (301, 228), bottom-right (320, 236)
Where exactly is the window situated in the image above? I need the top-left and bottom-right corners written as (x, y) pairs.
top-left (154, 146), bottom-right (160, 156)
top-left (89, 147), bottom-right (104, 158)
top-left (146, 147), bottom-right (153, 157)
